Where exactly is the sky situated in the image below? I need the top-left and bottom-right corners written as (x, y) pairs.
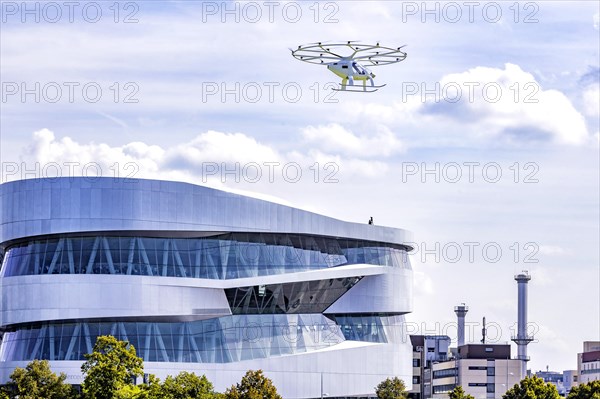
top-left (0, 0), bottom-right (599, 373)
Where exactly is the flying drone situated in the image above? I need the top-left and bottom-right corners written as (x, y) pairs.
top-left (290, 41), bottom-right (407, 92)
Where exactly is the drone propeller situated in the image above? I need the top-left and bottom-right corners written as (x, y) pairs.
top-left (291, 43), bottom-right (345, 63)
top-left (352, 44), bottom-right (407, 66)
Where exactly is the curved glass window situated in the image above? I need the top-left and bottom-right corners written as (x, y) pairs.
top-left (0, 314), bottom-right (345, 363)
top-left (327, 314), bottom-right (406, 344)
top-left (1, 233), bottom-right (409, 279)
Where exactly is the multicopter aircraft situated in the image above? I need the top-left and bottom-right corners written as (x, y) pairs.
top-left (290, 41), bottom-right (407, 92)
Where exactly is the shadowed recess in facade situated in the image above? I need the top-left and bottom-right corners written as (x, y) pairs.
top-left (225, 277), bottom-right (362, 314)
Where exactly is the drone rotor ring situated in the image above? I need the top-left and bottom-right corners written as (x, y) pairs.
top-left (291, 42), bottom-right (406, 66)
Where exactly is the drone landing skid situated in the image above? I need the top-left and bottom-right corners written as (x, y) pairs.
top-left (333, 83), bottom-right (387, 93)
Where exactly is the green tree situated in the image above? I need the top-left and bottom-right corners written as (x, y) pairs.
top-left (567, 380), bottom-right (600, 399)
top-left (502, 376), bottom-right (561, 399)
top-left (375, 377), bottom-right (408, 399)
top-left (449, 386), bottom-right (475, 399)
top-left (114, 384), bottom-right (146, 399)
top-left (81, 335), bottom-right (144, 399)
top-left (225, 370), bottom-right (282, 399)
top-left (5, 359), bottom-right (74, 399)
top-left (161, 371), bottom-right (216, 399)
top-left (142, 374), bottom-right (164, 399)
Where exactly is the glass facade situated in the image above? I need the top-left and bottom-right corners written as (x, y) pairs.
top-left (327, 314), bottom-right (406, 343)
top-left (1, 234), bottom-right (409, 279)
top-left (0, 232), bottom-right (410, 367)
top-left (0, 313), bottom-right (407, 363)
top-left (0, 314), bottom-right (346, 363)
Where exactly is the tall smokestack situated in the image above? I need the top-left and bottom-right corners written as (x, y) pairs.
top-left (454, 303), bottom-right (468, 347)
top-left (512, 271), bottom-right (533, 379)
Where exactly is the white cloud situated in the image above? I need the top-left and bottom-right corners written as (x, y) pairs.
top-left (583, 84), bottom-right (600, 117)
top-left (164, 130), bottom-right (282, 167)
top-left (16, 129), bottom-right (297, 205)
top-left (15, 127), bottom-right (393, 188)
top-left (538, 245), bottom-right (570, 256)
top-left (26, 129), bottom-right (281, 171)
top-left (524, 265), bottom-right (555, 287)
top-left (413, 271), bottom-right (434, 296)
top-left (291, 149), bottom-right (391, 178)
top-left (534, 323), bottom-right (571, 353)
top-left (337, 64), bottom-right (592, 147)
top-left (27, 128), bottom-right (164, 174)
top-left (432, 63), bottom-right (590, 145)
top-left (301, 123), bottom-right (404, 157)
top-left (594, 12), bottom-right (599, 30)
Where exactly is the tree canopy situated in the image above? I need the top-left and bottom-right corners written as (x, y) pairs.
top-left (449, 386), bottom-right (475, 399)
top-left (567, 380), bottom-right (600, 399)
top-left (3, 359), bottom-right (73, 399)
top-left (162, 371), bottom-right (217, 399)
top-left (81, 335), bottom-right (144, 399)
top-left (502, 376), bottom-right (561, 399)
top-left (225, 370), bottom-right (282, 399)
top-left (375, 377), bottom-right (408, 399)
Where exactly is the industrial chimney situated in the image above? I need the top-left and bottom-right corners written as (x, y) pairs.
top-left (512, 271), bottom-right (533, 378)
top-left (454, 303), bottom-right (468, 347)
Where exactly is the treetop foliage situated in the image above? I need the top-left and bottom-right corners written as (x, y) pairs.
top-left (502, 375), bottom-right (561, 399)
top-left (375, 377), bottom-right (408, 399)
top-left (3, 359), bottom-right (73, 399)
top-left (81, 335), bottom-right (144, 399)
top-left (225, 370), bottom-right (282, 399)
top-left (566, 380), bottom-right (600, 399)
top-left (449, 386), bottom-right (475, 399)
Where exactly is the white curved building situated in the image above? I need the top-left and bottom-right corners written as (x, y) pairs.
top-left (0, 177), bottom-right (413, 398)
